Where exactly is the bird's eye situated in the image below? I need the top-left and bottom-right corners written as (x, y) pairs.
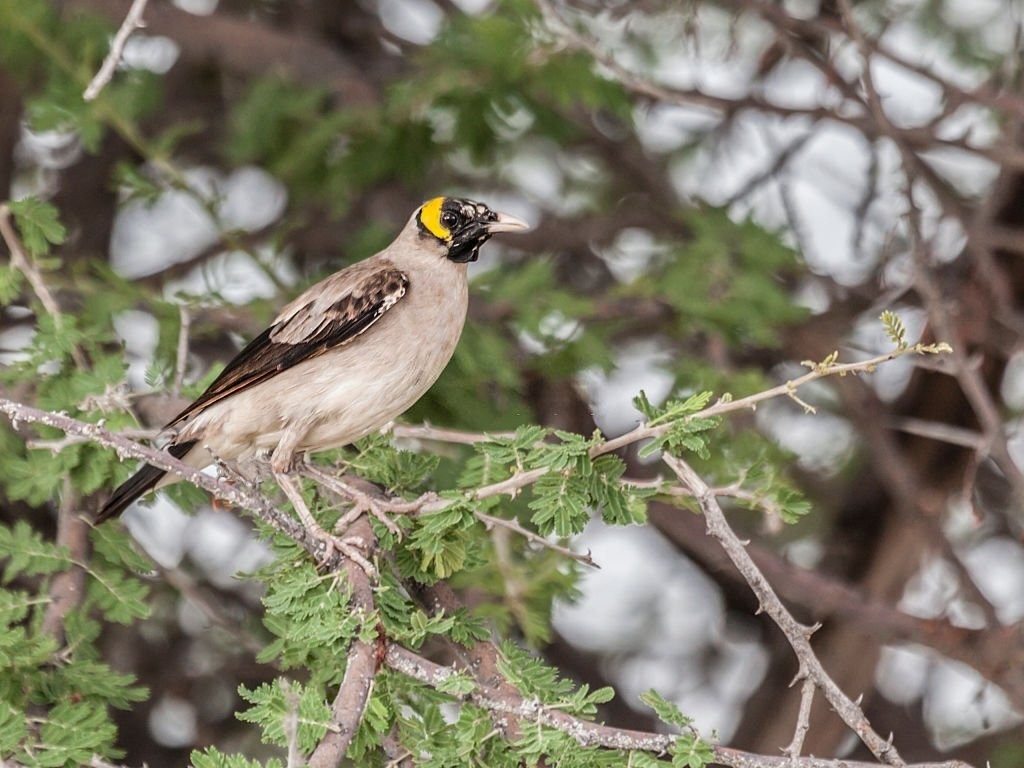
top-left (441, 210), bottom-right (461, 228)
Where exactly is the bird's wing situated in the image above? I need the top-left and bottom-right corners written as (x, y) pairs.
top-left (167, 261), bottom-right (409, 427)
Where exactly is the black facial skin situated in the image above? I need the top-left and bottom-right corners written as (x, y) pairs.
top-left (441, 198), bottom-right (499, 263)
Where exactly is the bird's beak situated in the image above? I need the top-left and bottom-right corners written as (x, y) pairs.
top-left (485, 211), bottom-right (531, 234)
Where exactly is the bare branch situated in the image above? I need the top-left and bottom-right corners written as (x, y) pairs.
top-left (83, 0), bottom-right (150, 101)
top-left (40, 480), bottom-right (89, 645)
top-left (533, 0), bottom-right (1024, 168)
top-left (784, 678), bottom-right (816, 759)
top-left (390, 422), bottom-right (516, 445)
top-left (663, 453), bottom-right (905, 765)
top-left (476, 509), bottom-right (597, 567)
top-left (172, 304), bottom-right (191, 398)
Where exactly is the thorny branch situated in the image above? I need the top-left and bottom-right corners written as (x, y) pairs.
top-left (384, 629), bottom-right (973, 768)
top-left (0, 397), bottom-right (314, 551)
top-left (784, 678), bottom-right (817, 760)
top-left (664, 453), bottom-right (904, 766)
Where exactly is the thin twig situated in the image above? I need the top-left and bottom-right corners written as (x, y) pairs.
top-left (595, 345), bottom-right (951, 460)
top-left (27, 427), bottom-right (161, 452)
top-left (172, 304), bottom-right (191, 398)
top-left (888, 417), bottom-right (985, 450)
top-left (83, 0), bottom-right (150, 101)
top-left (300, 463), bottom-right (597, 567)
top-left (390, 423), bottom-right (516, 445)
top-left (0, 203), bottom-right (88, 369)
top-left (476, 510), bottom-right (597, 567)
top-left (784, 678), bottom-right (816, 759)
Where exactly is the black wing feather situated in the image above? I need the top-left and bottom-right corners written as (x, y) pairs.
top-left (95, 440), bottom-right (198, 522)
top-left (168, 267), bottom-right (408, 427)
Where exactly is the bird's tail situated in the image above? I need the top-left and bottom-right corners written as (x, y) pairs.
top-left (95, 440), bottom-right (198, 523)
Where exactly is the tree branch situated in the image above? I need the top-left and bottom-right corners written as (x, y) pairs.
top-left (308, 515), bottom-right (380, 768)
top-left (82, 0), bottom-right (149, 101)
top-left (663, 453), bottom-right (905, 765)
top-left (384, 642), bottom-right (973, 768)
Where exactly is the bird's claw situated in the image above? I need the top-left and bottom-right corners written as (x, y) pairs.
top-left (335, 494), bottom-right (403, 539)
top-left (311, 528), bottom-right (376, 578)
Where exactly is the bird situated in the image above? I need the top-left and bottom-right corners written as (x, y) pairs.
top-left (96, 196), bottom-right (529, 525)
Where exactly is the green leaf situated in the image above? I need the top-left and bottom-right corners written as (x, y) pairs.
top-left (634, 389), bottom-right (713, 427)
top-left (85, 560), bottom-right (150, 624)
top-left (528, 469), bottom-right (590, 537)
top-left (343, 432), bottom-right (440, 493)
top-left (35, 700), bottom-right (117, 767)
top-left (589, 455), bottom-right (652, 526)
top-left (0, 265), bottom-right (23, 304)
top-left (255, 556), bottom-right (361, 675)
top-left (0, 699), bottom-right (27, 754)
top-left (8, 197), bottom-right (66, 257)
top-left (89, 522), bottom-right (154, 574)
top-left (496, 640), bottom-right (576, 705)
top-left (630, 752), bottom-right (669, 768)
top-left (0, 587), bottom-right (40, 625)
top-left (51, 659), bottom-right (148, 710)
top-left (0, 521), bottom-right (72, 582)
top-left (190, 746), bottom-right (284, 768)
top-left (880, 309), bottom-right (908, 350)
top-left (435, 671), bottom-right (477, 696)
top-left (237, 679), bottom-right (332, 754)
top-left (406, 502), bottom-right (479, 579)
top-left (640, 689), bottom-right (694, 730)
top-left (671, 733), bottom-right (715, 768)
top-left (112, 161), bottom-right (163, 205)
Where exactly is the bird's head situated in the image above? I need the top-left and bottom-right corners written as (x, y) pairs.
top-left (416, 197), bottom-right (530, 263)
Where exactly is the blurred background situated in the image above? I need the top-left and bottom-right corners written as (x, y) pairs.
top-left (2, 0), bottom-right (1024, 765)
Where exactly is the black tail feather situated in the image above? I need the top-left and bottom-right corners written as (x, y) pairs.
top-left (95, 440), bottom-right (198, 523)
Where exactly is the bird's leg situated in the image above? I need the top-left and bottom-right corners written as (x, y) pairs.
top-left (271, 443), bottom-right (375, 577)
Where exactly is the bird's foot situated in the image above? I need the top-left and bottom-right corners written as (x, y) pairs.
top-left (273, 470), bottom-right (377, 578)
top-left (301, 466), bottom-right (407, 539)
top-left (334, 491), bottom-right (404, 540)
top-left (313, 529), bottom-right (376, 578)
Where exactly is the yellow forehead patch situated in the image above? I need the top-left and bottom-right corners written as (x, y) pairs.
top-left (419, 197), bottom-right (451, 241)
